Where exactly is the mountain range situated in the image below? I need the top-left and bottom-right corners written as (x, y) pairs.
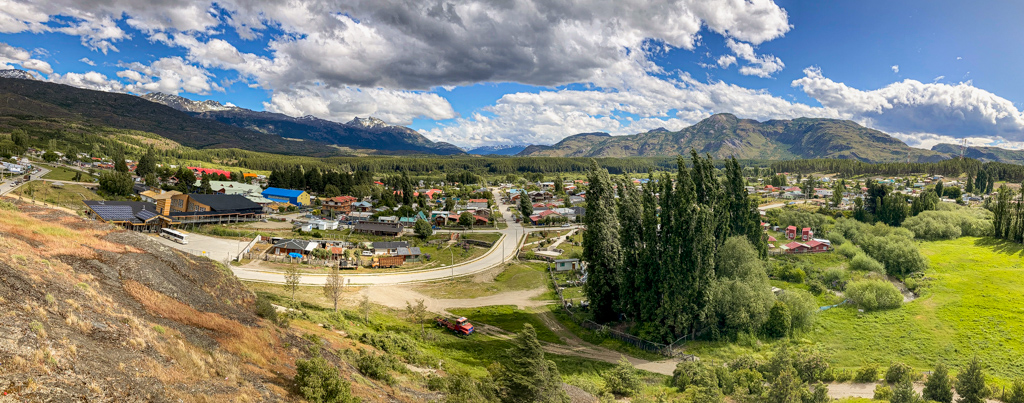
top-left (6, 68), bottom-right (1024, 163)
top-left (140, 92), bottom-right (464, 155)
top-left (518, 114), bottom-right (950, 162)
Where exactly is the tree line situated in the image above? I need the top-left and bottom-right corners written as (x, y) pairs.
top-left (583, 152), bottom-right (807, 342)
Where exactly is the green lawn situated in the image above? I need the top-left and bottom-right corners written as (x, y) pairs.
top-left (689, 236), bottom-right (1024, 383)
top-left (11, 181), bottom-right (104, 213)
top-left (449, 305), bottom-right (564, 344)
top-left (412, 262), bottom-right (549, 299)
top-left (461, 232), bottom-right (502, 244)
top-left (40, 164), bottom-right (97, 182)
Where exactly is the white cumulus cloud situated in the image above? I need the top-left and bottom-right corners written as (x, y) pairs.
top-left (891, 65), bottom-right (899, 73)
top-left (0, 41), bottom-right (52, 74)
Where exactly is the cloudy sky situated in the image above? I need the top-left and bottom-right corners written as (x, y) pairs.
top-left (2, 0), bottom-right (1024, 150)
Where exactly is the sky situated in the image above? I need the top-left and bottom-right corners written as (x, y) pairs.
top-left (2, 0), bottom-right (1024, 150)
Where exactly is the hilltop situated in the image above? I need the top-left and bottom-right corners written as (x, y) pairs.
top-left (931, 143), bottom-right (1024, 164)
top-left (518, 114), bottom-right (950, 163)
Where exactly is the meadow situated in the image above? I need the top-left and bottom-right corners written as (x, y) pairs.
top-left (689, 236), bottom-right (1024, 384)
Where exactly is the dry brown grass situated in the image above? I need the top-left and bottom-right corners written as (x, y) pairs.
top-left (122, 280), bottom-right (288, 373)
top-left (0, 208), bottom-right (137, 259)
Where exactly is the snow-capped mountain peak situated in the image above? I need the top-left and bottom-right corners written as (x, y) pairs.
top-left (346, 116), bottom-right (390, 129)
top-left (0, 69), bottom-right (37, 80)
top-left (140, 92), bottom-right (239, 113)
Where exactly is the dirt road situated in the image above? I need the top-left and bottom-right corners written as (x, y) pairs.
top-left (361, 285), bottom-right (551, 312)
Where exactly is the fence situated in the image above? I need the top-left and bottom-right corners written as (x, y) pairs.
top-left (545, 263), bottom-right (697, 360)
top-left (235, 235), bottom-right (262, 261)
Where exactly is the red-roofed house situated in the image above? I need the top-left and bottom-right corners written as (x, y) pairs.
top-left (783, 242), bottom-right (811, 254)
top-left (801, 227), bottom-right (814, 241)
top-left (189, 167), bottom-right (232, 178)
top-left (785, 225), bottom-right (797, 240)
top-left (805, 239), bottom-right (830, 252)
top-left (423, 189), bottom-right (442, 199)
top-left (324, 196), bottom-right (358, 213)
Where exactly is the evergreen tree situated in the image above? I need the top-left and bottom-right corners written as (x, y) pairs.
top-left (966, 173), bottom-right (974, 194)
top-left (801, 174), bottom-right (816, 198)
top-left (616, 177), bottom-right (644, 317)
top-left (582, 160), bottom-right (622, 322)
top-left (955, 357), bottom-right (986, 403)
top-left (975, 170), bottom-right (988, 195)
top-left (935, 181), bottom-right (945, 198)
top-left (1006, 379), bottom-right (1024, 403)
top-left (891, 379), bottom-right (922, 403)
top-left (877, 193), bottom-right (909, 227)
top-left (518, 194), bottom-right (533, 219)
top-left (831, 180), bottom-right (844, 208)
top-left (767, 369), bottom-right (803, 403)
top-left (414, 219), bottom-right (433, 239)
top-left (725, 157), bottom-right (767, 257)
top-left (200, 176), bottom-right (213, 194)
top-left (923, 363), bottom-right (954, 403)
top-left (135, 148), bottom-right (157, 178)
top-left (114, 154), bottom-right (129, 174)
top-left (493, 324), bottom-right (566, 403)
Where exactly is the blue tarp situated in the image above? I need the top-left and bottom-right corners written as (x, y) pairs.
top-left (288, 252), bottom-right (303, 259)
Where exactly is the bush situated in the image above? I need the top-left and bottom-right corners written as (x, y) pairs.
top-left (355, 351), bottom-right (402, 385)
top-left (836, 242), bottom-right (862, 259)
top-left (855, 365), bottom-right (880, 383)
top-left (849, 253), bottom-right (884, 273)
top-left (846, 279), bottom-right (903, 311)
top-left (873, 384), bottom-right (893, 400)
top-left (825, 231), bottom-right (847, 246)
top-left (295, 356), bottom-right (358, 403)
top-left (903, 209), bottom-right (993, 240)
top-left (732, 369), bottom-right (765, 395)
top-left (255, 294), bottom-right (279, 323)
top-left (671, 361), bottom-right (718, 391)
top-left (821, 268), bottom-right (851, 290)
top-left (764, 301), bottom-right (791, 338)
top-left (778, 289), bottom-right (818, 333)
top-left (886, 362), bottom-right (914, 384)
top-left (834, 369), bottom-right (852, 383)
top-left (604, 358), bottom-right (643, 397)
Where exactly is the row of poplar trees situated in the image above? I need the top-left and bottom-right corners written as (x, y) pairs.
top-left (582, 151), bottom-right (766, 342)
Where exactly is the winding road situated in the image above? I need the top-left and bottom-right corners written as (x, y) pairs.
top-left (154, 187), bottom-right (576, 286)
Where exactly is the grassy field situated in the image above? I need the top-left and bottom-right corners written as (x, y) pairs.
top-left (448, 305), bottom-right (563, 344)
top-left (40, 164), bottom-right (97, 182)
top-left (10, 181), bottom-right (104, 213)
top-left (688, 236), bottom-right (1024, 384)
top-left (412, 261), bottom-right (549, 299)
top-left (461, 232), bottom-right (502, 244)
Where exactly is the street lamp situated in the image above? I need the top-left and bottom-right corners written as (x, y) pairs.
top-left (449, 245), bottom-right (455, 281)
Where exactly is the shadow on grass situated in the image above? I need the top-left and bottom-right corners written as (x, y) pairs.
top-left (971, 237), bottom-right (1024, 257)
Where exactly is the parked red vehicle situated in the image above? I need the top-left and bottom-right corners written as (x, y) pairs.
top-left (435, 316), bottom-right (475, 335)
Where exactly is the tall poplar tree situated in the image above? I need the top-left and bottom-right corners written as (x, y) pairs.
top-left (582, 160), bottom-right (621, 322)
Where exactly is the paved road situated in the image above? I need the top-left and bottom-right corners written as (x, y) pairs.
top-left (157, 187), bottom-right (539, 286)
top-left (0, 166), bottom-right (50, 196)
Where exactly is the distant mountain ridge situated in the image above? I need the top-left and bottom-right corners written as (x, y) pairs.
top-left (142, 92), bottom-right (464, 155)
top-left (467, 144), bottom-right (529, 155)
top-left (0, 76), bottom-right (337, 156)
top-left (931, 143), bottom-right (1024, 164)
top-left (518, 114), bottom-right (949, 163)
top-left (0, 69), bottom-right (36, 80)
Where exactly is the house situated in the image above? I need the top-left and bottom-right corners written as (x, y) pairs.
top-left (373, 241), bottom-right (409, 255)
top-left (351, 201), bottom-right (373, 212)
top-left (396, 247), bottom-right (423, 262)
top-left (140, 189), bottom-right (182, 206)
top-left (801, 227), bottom-right (814, 241)
top-left (83, 200), bottom-right (168, 231)
top-left (262, 187), bottom-right (311, 206)
top-left (188, 167), bottom-right (232, 178)
top-left (378, 216), bottom-right (399, 223)
top-left (472, 215), bottom-right (489, 225)
top-left (467, 199), bottom-right (489, 210)
top-left (554, 258), bottom-right (580, 272)
top-left (323, 196), bottom-right (358, 213)
top-left (785, 225), bottom-right (797, 240)
top-left (782, 241), bottom-right (811, 254)
top-left (355, 221), bottom-right (404, 237)
top-left (162, 194), bottom-right (264, 223)
top-left (272, 239), bottom-right (316, 255)
top-left (805, 239), bottom-right (831, 252)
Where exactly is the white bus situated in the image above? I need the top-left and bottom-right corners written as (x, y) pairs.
top-left (161, 228), bottom-right (189, 245)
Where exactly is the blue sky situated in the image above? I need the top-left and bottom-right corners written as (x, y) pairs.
top-left (2, 0), bottom-right (1024, 149)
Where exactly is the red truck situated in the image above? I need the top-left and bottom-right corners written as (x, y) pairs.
top-left (435, 316), bottom-right (475, 335)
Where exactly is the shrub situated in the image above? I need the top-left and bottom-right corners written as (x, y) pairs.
top-left (903, 209), bottom-right (993, 240)
top-left (821, 268), bottom-right (851, 290)
top-left (671, 361), bottom-right (718, 391)
top-left (846, 279), bottom-right (903, 311)
top-left (834, 369), bottom-right (852, 383)
top-left (732, 369), bottom-right (765, 395)
top-left (836, 242), bottom-right (862, 259)
top-left (885, 361), bottom-right (914, 384)
top-left (604, 358), bottom-right (643, 397)
top-left (779, 289), bottom-right (818, 333)
top-left (255, 294), bottom-right (278, 323)
top-left (295, 356), bottom-right (358, 403)
top-left (855, 365), bottom-right (879, 383)
top-left (775, 264), bottom-right (806, 284)
top-left (793, 350), bottom-right (830, 383)
top-left (849, 253), bottom-right (884, 273)
top-left (764, 301), bottom-right (791, 338)
top-left (825, 231), bottom-right (847, 246)
top-left (873, 384), bottom-right (893, 400)
top-left (355, 351), bottom-right (401, 385)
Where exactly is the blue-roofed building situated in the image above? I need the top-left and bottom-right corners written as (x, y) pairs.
top-left (262, 187), bottom-right (310, 206)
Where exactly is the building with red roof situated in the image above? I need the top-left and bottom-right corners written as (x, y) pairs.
top-left (189, 167), bottom-right (232, 178)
